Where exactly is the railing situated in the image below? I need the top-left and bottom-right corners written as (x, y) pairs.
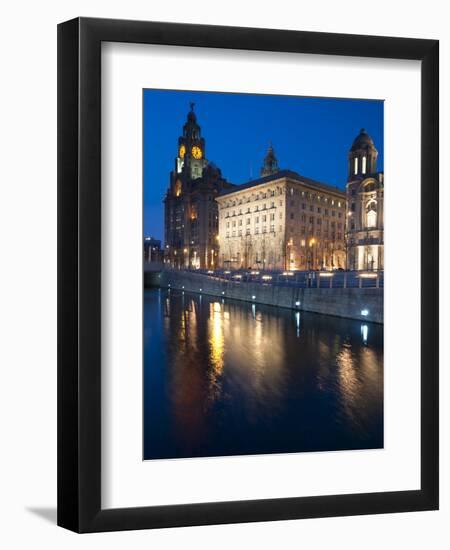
top-left (173, 268), bottom-right (384, 289)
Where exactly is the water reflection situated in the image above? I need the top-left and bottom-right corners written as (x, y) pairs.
top-left (144, 289), bottom-right (383, 459)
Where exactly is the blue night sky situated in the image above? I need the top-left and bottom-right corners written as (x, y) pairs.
top-left (143, 89), bottom-right (384, 241)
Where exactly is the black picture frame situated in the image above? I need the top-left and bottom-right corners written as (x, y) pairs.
top-left (57, 17), bottom-right (439, 533)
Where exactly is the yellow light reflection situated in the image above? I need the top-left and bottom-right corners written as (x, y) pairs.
top-left (206, 302), bottom-right (225, 403)
top-left (336, 343), bottom-right (359, 422)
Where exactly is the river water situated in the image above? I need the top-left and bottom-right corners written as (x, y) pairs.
top-left (143, 288), bottom-right (383, 460)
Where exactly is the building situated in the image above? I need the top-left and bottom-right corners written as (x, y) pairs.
top-left (260, 142), bottom-right (279, 177)
top-left (163, 104), bottom-right (235, 269)
top-left (216, 146), bottom-right (346, 271)
top-left (346, 129), bottom-right (384, 270)
top-left (144, 236), bottom-right (162, 263)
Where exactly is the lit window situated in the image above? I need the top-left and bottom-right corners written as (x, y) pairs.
top-left (362, 156), bottom-right (367, 174)
top-left (366, 201), bottom-right (377, 228)
top-left (367, 209), bottom-right (377, 228)
top-left (354, 157), bottom-right (358, 174)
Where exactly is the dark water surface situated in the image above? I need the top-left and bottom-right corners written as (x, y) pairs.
top-left (143, 288), bottom-right (383, 459)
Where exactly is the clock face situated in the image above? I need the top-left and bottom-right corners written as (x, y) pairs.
top-left (179, 145), bottom-right (185, 158)
top-left (191, 145), bottom-right (203, 159)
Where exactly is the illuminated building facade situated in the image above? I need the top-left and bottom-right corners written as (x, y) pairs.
top-left (164, 104), bottom-right (235, 269)
top-left (216, 147), bottom-right (346, 271)
top-left (346, 129), bottom-right (384, 270)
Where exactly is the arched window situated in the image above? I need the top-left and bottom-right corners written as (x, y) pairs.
top-left (354, 157), bottom-right (359, 175)
top-left (174, 179), bottom-right (182, 197)
top-left (362, 180), bottom-right (376, 193)
top-left (366, 200), bottom-right (377, 228)
top-left (362, 156), bottom-right (367, 174)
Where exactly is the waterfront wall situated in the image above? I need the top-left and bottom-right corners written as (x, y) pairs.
top-left (145, 270), bottom-right (383, 324)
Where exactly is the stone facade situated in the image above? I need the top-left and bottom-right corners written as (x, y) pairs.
top-left (163, 105), bottom-right (235, 269)
top-left (346, 129), bottom-right (384, 271)
top-left (216, 169), bottom-right (346, 271)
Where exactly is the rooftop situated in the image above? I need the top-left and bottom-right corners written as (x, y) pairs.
top-left (218, 170), bottom-right (345, 198)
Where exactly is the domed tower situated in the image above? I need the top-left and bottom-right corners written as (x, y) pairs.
top-left (348, 128), bottom-right (378, 179)
top-left (260, 143), bottom-right (279, 177)
top-left (346, 128), bottom-right (384, 271)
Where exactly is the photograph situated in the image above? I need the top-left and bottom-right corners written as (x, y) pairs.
top-left (143, 90), bottom-right (384, 460)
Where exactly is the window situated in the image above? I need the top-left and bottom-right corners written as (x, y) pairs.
top-left (354, 157), bottom-right (358, 174)
top-left (362, 156), bottom-right (367, 174)
top-left (366, 201), bottom-right (377, 228)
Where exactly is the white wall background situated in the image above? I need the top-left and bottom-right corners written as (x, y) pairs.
top-left (0, 0), bottom-right (448, 548)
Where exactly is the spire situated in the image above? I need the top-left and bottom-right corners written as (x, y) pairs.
top-left (183, 102), bottom-right (200, 140)
top-left (260, 142), bottom-right (279, 177)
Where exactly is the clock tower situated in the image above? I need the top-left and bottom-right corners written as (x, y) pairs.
top-left (164, 104), bottom-right (235, 269)
top-left (175, 102), bottom-right (208, 181)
